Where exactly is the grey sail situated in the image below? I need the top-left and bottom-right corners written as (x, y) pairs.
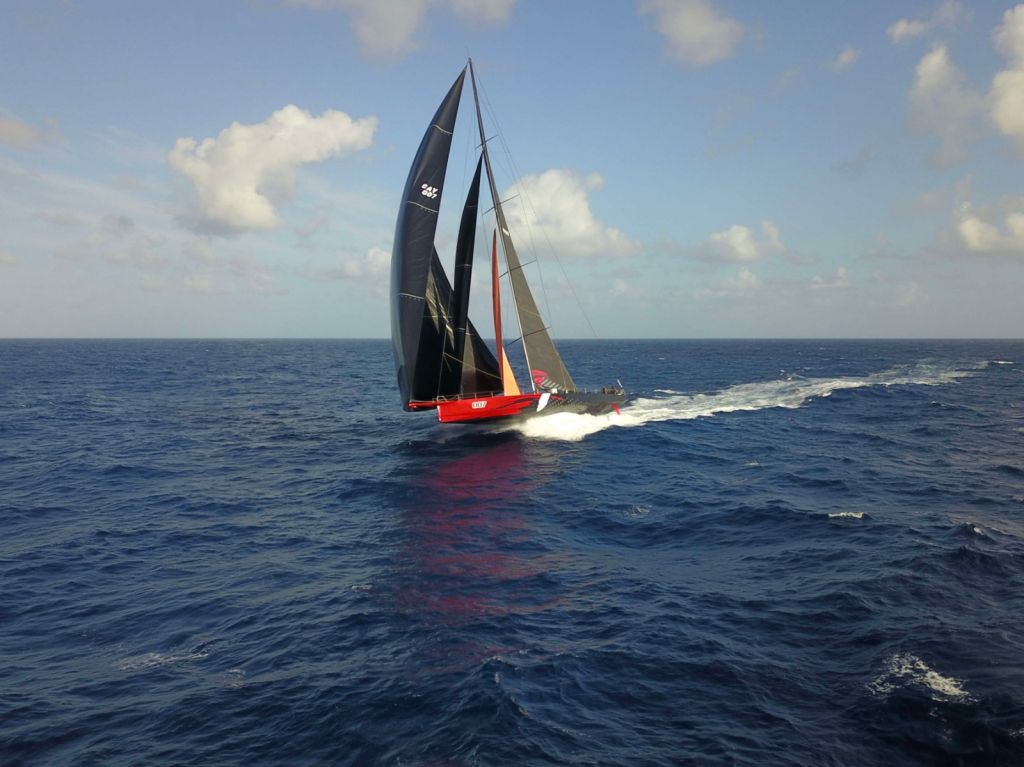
top-left (390, 69), bottom-right (466, 407)
top-left (467, 60), bottom-right (575, 393)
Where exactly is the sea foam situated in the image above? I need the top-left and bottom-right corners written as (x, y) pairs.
top-left (502, 361), bottom-right (981, 442)
top-left (868, 653), bottom-right (970, 701)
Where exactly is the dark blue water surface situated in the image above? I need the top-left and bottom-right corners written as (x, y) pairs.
top-left (2, 339), bottom-right (1024, 766)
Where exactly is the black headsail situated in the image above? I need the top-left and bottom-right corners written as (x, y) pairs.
top-left (391, 68), bottom-right (501, 407)
top-left (467, 59), bottom-right (575, 393)
top-left (436, 156), bottom-right (484, 395)
top-left (450, 157), bottom-right (502, 397)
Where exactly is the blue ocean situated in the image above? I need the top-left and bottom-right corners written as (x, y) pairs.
top-left (2, 339), bottom-right (1023, 766)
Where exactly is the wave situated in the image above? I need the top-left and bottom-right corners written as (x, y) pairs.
top-left (868, 652), bottom-right (971, 701)
top-left (506, 360), bottom-right (982, 442)
top-left (116, 647), bottom-right (210, 672)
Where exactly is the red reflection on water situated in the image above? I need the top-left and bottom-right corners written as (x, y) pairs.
top-left (395, 437), bottom-right (562, 621)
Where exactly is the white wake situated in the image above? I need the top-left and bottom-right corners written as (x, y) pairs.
top-left (499, 360), bottom-right (980, 442)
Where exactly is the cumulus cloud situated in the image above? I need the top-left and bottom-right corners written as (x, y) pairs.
top-left (342, 246), bottom-right (390, 279)
top-left (888, 18), bottom-right (928, 44)
top-left (989, 5), bottom-right (1024, 151)
top-left (639, 0), bottom-right (744, 66)
top-left (698, 267), bottom-right (762, 298)
top-left (286, 0), bottom-right (516, 58)
top-left (303, 246), bottom-right (391, 288)
top-left (706, 220), bottom-right (785, 263)
top-left (502, 169), bottom-right (638, 258)
top-left (830, 45), bottom-right (861, 71)
top-left (908, 44), bottom-right (983, 165)
top-left (957, 201), bottom-right (1024, 255)
top-left (887, 0), bottom-right (969, 43)
top-left (169, 105), bottom-right (377, 233)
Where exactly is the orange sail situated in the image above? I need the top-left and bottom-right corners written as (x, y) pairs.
top-left (492, 230), bottom-right (520, 396)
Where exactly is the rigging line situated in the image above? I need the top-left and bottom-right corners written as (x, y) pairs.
top-left (478, 84), bottom-right (558, 334)
top-left (479, 83), bottom-right (599, 341)
top-left (482, 194), bottom-right (520, 215)
top-left (439, 349), bottom-right (500, 382)
top-left (470, 61), bottom-right (531, 379)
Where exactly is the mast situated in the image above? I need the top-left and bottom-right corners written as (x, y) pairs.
top-left (467, 58), bottom-right (575, 393)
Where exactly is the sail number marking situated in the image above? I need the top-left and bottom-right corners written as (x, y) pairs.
top-left (421, 184), bottom-right (439, 199)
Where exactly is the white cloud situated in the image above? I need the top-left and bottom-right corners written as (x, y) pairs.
top-left (502, 169), bottom-right (637, 258)
top-left (811, 266), bottom-right (850, 289)
top-left (908, 44), bottom-right (983, 165)
top-left (888, 18), bottom-right (928, 44)
top-left (989, 5), bottom-right (1024, 151)
top-left (887, 0), bottom-right (968, 43)
top-left (830, 45), bottom-right (861, 71)
top-left (286, 0), bottom-right (516, 58)
top-left (168, 105), bottom-right (377, 233)
top-left (957, 201), bottom-right (1024, 255)
top-left (342, 246), bottom-right (390, 279)
top-left (639, 0), bottom-right (744, 66)
top-left (698, 267), bottom-right (762, 298)
top-left (707, 220), bottom-right (785, 262)
top-left (0, 251), bottom-right (18, 266)
top-left (303, 246), bottom-right (391, 288)
top-left (726, 267), bottom-right (761, 292)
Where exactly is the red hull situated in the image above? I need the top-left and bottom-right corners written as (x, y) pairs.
top-left (408, 391), bottom-right (625, 424)
top-left (409, 394), bottom-right (540, 423)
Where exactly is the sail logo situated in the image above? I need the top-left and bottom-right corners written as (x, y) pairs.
top-left (420, 184), bottom-right (439, 199)
top-left (532, 369), bottom-right (556, 390)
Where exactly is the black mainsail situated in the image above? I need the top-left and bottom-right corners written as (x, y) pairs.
top-left (391, 68), bottom-right (501, 407)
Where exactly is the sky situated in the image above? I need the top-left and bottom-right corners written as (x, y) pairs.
top-left (1, 0), bottom-right (1023, 338)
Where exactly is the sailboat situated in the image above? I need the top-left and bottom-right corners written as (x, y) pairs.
top-left (390, 59), bottom-right (626, 424)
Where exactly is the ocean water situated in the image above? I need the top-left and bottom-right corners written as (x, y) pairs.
top-left (2, 338), bottom-right (1023, 766)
